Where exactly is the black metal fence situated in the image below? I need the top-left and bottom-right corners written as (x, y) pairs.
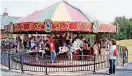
top-left (1, 53), bottom-right (109, 74)
top-left (116, 45), bottom-right (128, 66)
top-left (0, 45), bottom-right (128, 75)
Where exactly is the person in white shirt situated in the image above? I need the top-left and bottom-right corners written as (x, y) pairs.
top-left (31, 37), bottom-right (36, 50)
top-left (108, 40), bottom-right (117, 74)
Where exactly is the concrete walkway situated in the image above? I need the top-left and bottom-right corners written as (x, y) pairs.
top-left (1, 62), bottom-right (132, 76)
top-left (82, 62), bottom-right (132, 76)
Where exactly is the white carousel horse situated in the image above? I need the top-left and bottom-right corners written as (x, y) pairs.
top-left (58, 39), bottom-right (83, 54)
top-left (26, 49), bottom-right (34, 53)
top-left (58, 46), bottom-right (73, 61)
top-left (26, 47), bottom-right (47, 57)
top-left (58, 46), bottom-right (69, 54)
top-left (57, 39), bottom-right (83, 61)
top-left (70, 39), bottom-right (82, 52)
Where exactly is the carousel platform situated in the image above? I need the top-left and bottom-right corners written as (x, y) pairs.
top-left (11, 54), bottom-right (95, 67)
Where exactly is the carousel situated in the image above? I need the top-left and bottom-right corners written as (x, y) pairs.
top-left (4, 1), bottom-right (118, 66)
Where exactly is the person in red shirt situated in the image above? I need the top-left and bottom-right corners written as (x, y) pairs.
top-left (48, 34), bottom-right (56, 63)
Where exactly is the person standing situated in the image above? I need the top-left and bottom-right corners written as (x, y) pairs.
top-left (30, 36), bottom-right (36, 50)
top-left (108, 40), bottom-right (117, 74)
top-left (16, 36), bottom-right (21, 52)
top-left (79, 37), bottom-right (84, 60)
top-left (48, 34), bottom-right (56, 63)
top-left (26, 39), bottom-right (31, 50)
top-left (93, 42), bottom-right (99, 55)
top-left (15, 37), bottom-right (18, 53)
top-left (23, 35), bottom-right (27, 49)
top-left (83, 41), bottom-right (88, 59)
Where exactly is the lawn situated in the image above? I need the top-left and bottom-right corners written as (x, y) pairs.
top-left (116, 39), bottom-right (132, 62)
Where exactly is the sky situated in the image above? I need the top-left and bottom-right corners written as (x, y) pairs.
top-left (1, 0), bottom-right (132, 23)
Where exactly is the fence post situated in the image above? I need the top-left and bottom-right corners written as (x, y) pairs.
top-left (123, 51), bottom-right (125, 66)
top-left (20, 54), bottom-right (24, 73)
top-left (93, 54), bottom-right (96, 73)
top-left (8, 53), bottom-right (11, 70)
top-left (127, 49), bottom-right (128, 63)
top-left (119, 46), bottom-right (121, 53)
top-left (16, 47), bottom-right (17, 53)
top-left (45, 55), bottom-right (48, 75)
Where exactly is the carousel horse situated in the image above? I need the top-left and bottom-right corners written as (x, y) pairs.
top-left (26, 43), bottom-right (47, 57)
top-left (58, 45), bottom-right (73, 61)
top-left (57, 39), bottom-right (83, 61)
top-left (58, 46), bottom-right (69, 54)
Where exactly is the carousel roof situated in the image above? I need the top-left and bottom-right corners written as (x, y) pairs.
top-left (5, 1), bottom-right (117, 33)
top-left (16, 1), bottom-right (90, 23)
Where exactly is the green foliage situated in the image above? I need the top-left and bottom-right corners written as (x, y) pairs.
top-left (113, 16), bottom-right (132, 40)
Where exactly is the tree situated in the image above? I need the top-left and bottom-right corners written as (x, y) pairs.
top-left (113, 16), bottom-right (132, 40)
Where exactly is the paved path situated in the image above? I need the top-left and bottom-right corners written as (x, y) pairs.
top-left (82, 62), bottom-right (132, 76)
top-left (1, 62), bottom-right (132, 76)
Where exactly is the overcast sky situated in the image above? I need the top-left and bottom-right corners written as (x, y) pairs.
top-left (1, 0), bottom-right (132, 23)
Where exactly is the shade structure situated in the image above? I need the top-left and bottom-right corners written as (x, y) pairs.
top-left (13, 1), bottom-right (117, 33)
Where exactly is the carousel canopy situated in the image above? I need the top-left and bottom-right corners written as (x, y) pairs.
top-left (13, 1), bottom-right (92, 33)
top-left (16, 1), bottom-right (90, 23)
top-left (5, 1), bottom-right (117, 33)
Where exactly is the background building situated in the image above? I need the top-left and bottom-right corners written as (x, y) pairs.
top-left (0, 9), bottom-right (21, 38)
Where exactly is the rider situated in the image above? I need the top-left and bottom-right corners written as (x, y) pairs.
top-left (48, 34), bottom-right (56, 63)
